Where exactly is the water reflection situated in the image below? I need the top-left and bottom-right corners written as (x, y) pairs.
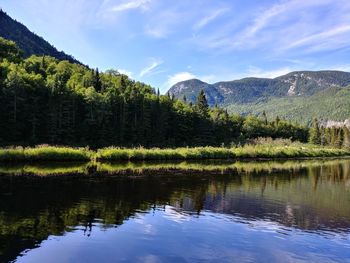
top-left (0, 159), bottom-right (349, 262)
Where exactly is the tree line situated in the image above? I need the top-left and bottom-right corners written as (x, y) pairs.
top-left (0, 37), bottom-right (312, 148)
top-left (309, 118), bottom-right (350, 148)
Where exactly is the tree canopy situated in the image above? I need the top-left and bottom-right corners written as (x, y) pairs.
top-left (0, 38), bottom-right (316, 148)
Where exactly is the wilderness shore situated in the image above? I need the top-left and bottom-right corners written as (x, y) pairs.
top-left (0, 144), bottom-right (349, 162)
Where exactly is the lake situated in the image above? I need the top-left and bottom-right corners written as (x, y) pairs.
top-left (0, 159), bottom-right (350, 263)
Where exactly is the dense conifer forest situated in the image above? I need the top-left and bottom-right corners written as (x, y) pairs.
top-left (0, 37), bottom-right (312, 148)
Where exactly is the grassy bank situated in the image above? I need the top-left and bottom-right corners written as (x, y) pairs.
top-left (96, 144), bottom-right (350, 161)
top-left (0, 146), bottom-right (92, 162)
top-left (0, 143), bottom-right (350, 162)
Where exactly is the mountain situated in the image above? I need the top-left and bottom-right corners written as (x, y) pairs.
top-left (0, 9), bottom-right (81, 64)
top-left (168, 71), bottom-right (350, 123)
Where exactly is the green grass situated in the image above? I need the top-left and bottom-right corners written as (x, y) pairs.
top-left (96, 144), bottom-right (350, 161)
top-left (0, 145), bottom-right (92, 162)
top-left (0, 142), bottom-right (349, 162)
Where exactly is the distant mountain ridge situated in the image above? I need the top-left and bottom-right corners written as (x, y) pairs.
top-left (169, 70), bottom-right (350, 105)
top-left (0, 9), bottom-right (82, 64)
top-left (168, 70), bottom-right (350, 123)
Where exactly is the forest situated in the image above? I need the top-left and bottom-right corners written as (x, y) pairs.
top-left (0, 37), bottom-right (348, 149)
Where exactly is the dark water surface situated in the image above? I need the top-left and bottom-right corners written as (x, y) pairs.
top-left (0, 159), bottom-right (350, 263)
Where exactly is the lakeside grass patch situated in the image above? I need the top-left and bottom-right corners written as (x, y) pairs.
top-left (0, 146), bottom-right (92, 162)
top-left (0, 142), bottom-right (350, 162)
top-left (95, 147), bottom-right (235, 161)
top-left (96, 144), bottom-right (350, 161)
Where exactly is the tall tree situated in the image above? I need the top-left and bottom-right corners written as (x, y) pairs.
top-left (309, 118), bottom-right (321, 145)
top-left (196, 90), bottom-right (209, 118)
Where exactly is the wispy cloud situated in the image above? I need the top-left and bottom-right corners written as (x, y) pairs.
top-left (109, 0), bottom-right (151, 12)
top-left (139, 58), bottom-right (163, 77)
top-left (193, 8), bottom-right (229, 31)
top-left (188, 0), bottom-right (350, 56)
top-left (282, 25), bottom-right (350, 51)
top-left (143, 7), bottom-right (187, 38)
top-left (164, 71), bottom-right (215, 89)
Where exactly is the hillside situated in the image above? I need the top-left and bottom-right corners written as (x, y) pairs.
top-left (168, 71), bottom-right (350, 123)
top-left (0, 38), bottom-right (308, 147)
top-left (0, 9), bottom-right (81, 64)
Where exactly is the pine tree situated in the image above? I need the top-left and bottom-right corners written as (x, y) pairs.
top-left (309, 118), bottom-right (321, 145)
top-left (275, 116), bottom-right (280, 126)
top-left (343, 126), bottom-right (350, 149)
top-left (330, 127), bottom-right (337, 146)
top-left (335, 128), bottom-right (344, 148)
top-left (196, 90), bottom-right (209, 118)
top-left (262, 111), bottom-right (268, 125)
top-left (93, 68), bottom-right (102, 92)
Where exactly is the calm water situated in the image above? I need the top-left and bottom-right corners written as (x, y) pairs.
top-left (0, 160), bottom-right (350, 263)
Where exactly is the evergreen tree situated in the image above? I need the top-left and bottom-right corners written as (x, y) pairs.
top-left (330, 127), bottom-right (337, 146)
top-left (262, 110), bottom-right (268, 125)
top-left (309, 118), bottom-right (321, 145)
top-left (196, 90), bottom-right (209, 118)
top-left (0, 39), bottom-right (310, 148)
top-left (343, 126), bottom-right (350, 149)
top-left (93, 68), bottom-right (102, 92)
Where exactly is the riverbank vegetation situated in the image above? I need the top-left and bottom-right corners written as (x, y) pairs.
top-left (1, 38), bottom-right (350, 155)
top-left (95, 142), bottom-right (350, 161)
top-left (0, 146), bottom-right (91, 162)
top-left (0, 139), bottom-right (350, 163)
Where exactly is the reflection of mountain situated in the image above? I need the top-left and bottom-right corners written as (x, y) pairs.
top-left (0, 160), bottom-right (349, 262)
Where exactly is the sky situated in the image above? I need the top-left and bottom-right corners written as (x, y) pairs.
top-left (1, 0), bottom-right (350, 93)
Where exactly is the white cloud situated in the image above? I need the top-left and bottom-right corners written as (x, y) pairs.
top-left (165, 72), bottom-right (197, 88)
top-left (110, 0), bottom-right (151, 12)
top-left (188, 0), bottom-right (350, 55)
top-left (139, 58), bottom-right (163, 77)
top-left (117, 68), bottom-right (133, 77)
top-left (164, 72), bottom-right (216, 89)
top-left (144, 25), bottom-right (169, 38)
top-left (193, 8), bottom-right (229, 31)
top-left (246, 66), bottom-right (293, 78)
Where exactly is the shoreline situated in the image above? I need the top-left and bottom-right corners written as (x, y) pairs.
top-left (0, 145), bottom-right (350, 162)
top-left (0, 157), bottom-right (349, 177)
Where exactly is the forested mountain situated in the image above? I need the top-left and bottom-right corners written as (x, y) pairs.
top-left (0, 37), bottom-right (309, 147)
top-left (0, 9), bottom-right (81, 64)
top-left (169, 71), bottom-right (350, 123)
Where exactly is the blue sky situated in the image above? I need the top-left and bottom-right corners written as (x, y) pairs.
top-left (1, 0), bottom-right (350, 93)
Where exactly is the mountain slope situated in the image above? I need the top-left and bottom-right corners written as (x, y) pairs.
top-left (226, 86), bottom-right (350, 124)
top-left (169, 71), bottom-right (350, 105)
top-left (0, 9), bottom-right (81, 64)
top-left (169, 79), bottom-right (224, 105)
top-left (168, 70), bottom-right (350, 123)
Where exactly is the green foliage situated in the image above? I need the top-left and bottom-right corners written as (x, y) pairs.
top-left (309, 118), bottom-right (321, 145)
top-left (0, 40), bottom-right (308, 148)
top-left (95, 142), bottom-right (350, 161)
top-left (318, 126), bottom-right (350, 149)
top-left (0, 146), bottom-right (92, 161)
top-left (195, 89), bottom-right (209, 117)
top-left (0, 37), bottom-right (22, 62)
